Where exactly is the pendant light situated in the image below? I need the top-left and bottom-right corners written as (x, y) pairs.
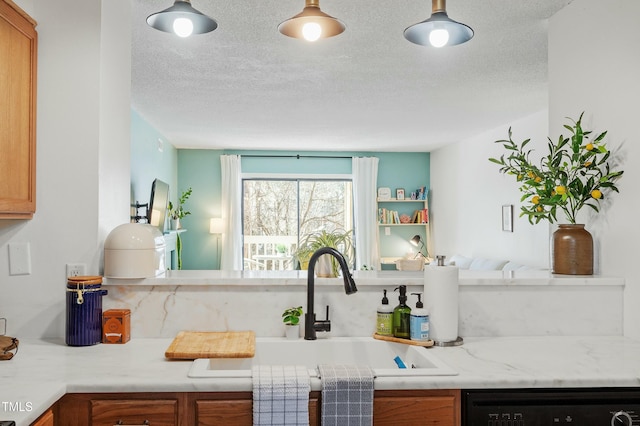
top-left (147, 0), bottom-right (217, 38)
top-left (404, 0), bottom-right (473, 47)
top-left (278, 0), bottom-right (345, 42)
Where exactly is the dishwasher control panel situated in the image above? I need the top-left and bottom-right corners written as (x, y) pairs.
top-left (469, 406), bottom-right (640, 425)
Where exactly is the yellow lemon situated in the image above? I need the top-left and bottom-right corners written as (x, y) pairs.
top-left (536, 206), bottom-right (543, 212)
top-left (555, 185), bottom-right (566, 195)
top-left (534, 176), bottom-right (542, 183)
top-left (591, 189), bottom-right (602, 199)
top-left (584, 161), bottom-right (592, 167)
top-left (586, 143), bottom-right (594, 151)
top-left (527, 171), bottom-right (535, 178)
top-left (517, 174), bottom-right (523, 181)
top-left (531, 195), bottom-right (540, 205)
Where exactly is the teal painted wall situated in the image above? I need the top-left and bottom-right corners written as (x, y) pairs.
top-left (130, 109), bottom-right (178, 229)
top-left (176, 149), bottom-right (430, 270)
top-left (177, 150), bottom-right (224, 269)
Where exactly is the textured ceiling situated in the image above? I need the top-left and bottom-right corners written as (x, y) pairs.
top-left (131, 0), bottom-right (573, 152)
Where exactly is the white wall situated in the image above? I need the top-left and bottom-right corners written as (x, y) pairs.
top-left (430, 111), bottom-right (550, 269)
top-left (549, 0), bottom-right (640, 337)
top-left (0, 0), bottom-right (131, 338)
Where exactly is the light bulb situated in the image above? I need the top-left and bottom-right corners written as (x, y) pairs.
top-left (302, 22), bottom-right (322, 42)
top-left (429, 28), bottom-right (449, 48)
top-left (173, 17), bottom-right (194, 38)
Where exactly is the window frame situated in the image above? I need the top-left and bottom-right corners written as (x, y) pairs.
top-left (241, 173), bottom-right (354, 270)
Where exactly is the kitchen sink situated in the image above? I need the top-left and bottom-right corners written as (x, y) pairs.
top-left (188, 336), bottom-right (457, 378)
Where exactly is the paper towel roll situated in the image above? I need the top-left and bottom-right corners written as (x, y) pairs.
top-left (424, 265), bottom-right (459, 343)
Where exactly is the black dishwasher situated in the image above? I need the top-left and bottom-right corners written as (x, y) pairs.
top-left (463, 388), bottom-right (640, 425)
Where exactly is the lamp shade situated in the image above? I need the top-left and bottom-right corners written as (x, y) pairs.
top-left (209, 218), bottom-right (224, 234)
top-left (147, 0), bottom-right (217, 37)
top-left (410, 235), bottom-right (422, 246)
top-left (278, 0), bottom-right (345, 41)
top-left (404, 0), bottom-right (473, 47)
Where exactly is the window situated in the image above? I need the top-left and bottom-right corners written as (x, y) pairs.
top-left (242, 178), bottom-right (353, 270)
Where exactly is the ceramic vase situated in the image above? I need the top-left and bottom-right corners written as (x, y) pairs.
top-left (315, 254), bottom-right (337, 277)
top-left (285, 324), bottom-right (300, 340)
top-left (552, 224), bottom-right (593, 275)
top-left (170, 218), bottom-right (180, 230)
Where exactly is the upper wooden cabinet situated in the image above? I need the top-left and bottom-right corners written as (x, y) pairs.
top-left (0, 0), bottom-right (37, 219)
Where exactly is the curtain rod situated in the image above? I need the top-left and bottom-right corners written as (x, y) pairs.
top-left (241, 154), bottom-right (352, 159)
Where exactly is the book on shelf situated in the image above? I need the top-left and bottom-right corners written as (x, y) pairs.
top-left (378, 208), bottom-right (401, 224)
top-left (410, 208), bottom-right (429, 224)
top-left (379, 207), bottom-right (428, 224)
top-left (412, 186), bottom-right (428, 200)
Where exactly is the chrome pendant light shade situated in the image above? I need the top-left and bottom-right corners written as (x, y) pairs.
top-left (404, 0), bottom-right (473, 47)
top-left (147, 0), bottom-right (217, 38)
top-left (278, 0), bottom-right (345, 42)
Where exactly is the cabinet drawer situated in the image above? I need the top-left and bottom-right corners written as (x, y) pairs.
top-left (373, 390), bottom-right (460, 426)
top-left (195, 400), bottom-right (252, 426)
top-left (91, 399), bottom-right (178, 426)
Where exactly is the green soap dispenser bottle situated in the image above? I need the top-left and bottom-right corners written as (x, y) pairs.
top-left (393, 285), bottom-right (411, 339)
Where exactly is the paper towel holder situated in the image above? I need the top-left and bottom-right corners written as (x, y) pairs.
top-left (433, 336), bottom-right (464, 347)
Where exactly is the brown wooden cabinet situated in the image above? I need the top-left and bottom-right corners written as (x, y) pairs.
top-left (56, 393), bottom-right (184, 426)
top-left (185, 392), bottom-right (320, 426)
top-left (374, 390), bottom-right (461, 426)
top-left (31, 408), bottom-right (54, 426)
top-left (54, 389), bottom-right (459, 426)
top-left (91, 399), bottom-right (179, 426)
top-left (0, 0), bottom-right (37, 219)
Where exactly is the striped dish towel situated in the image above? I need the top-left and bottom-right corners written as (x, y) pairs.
top-left (252, 365), bottom-right (310, 426)
top-left (318, 364), bottom-right (375, 426)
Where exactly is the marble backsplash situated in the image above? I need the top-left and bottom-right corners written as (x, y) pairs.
top-left (103, 271), bottom-right (624, 339)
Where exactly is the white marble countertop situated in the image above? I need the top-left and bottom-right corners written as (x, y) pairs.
top-left (3, 336), bottom-right (640, 425)
top-left (103, 269), bottom-right (625, 287)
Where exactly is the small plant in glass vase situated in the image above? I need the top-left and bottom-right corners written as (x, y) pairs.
top-left (168, 187), bottom-right (192, 270)
top-left (168, 187), bottom-right (192, 230)
top-left (282, 306), bottom-right (303, 339)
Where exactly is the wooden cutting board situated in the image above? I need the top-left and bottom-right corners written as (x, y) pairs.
top-left (165, 331), bottom-right (256, 360)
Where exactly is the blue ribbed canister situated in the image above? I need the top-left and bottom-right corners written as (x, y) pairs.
top-left (65, 276), bottom-right (108, 346)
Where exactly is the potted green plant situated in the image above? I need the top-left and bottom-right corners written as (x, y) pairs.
top-left (168, 187), bottom-right (193, 231)
top-left (282, 306), bottom-right (303, 339)
top-left (293, 229), bottom-right (353, 277)
top-left (489, 113), bottom-right (623, 274)
top-left (168, 187), bottom-right (192, 269)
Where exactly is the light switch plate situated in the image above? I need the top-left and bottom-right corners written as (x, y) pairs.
top-left (9, 242), bottom-right (31, 275)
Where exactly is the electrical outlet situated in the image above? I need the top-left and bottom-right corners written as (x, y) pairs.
top-left (66, 263), bottom-right (86, 277)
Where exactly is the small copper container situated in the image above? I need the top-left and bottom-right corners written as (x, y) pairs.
top-left (102, 309), bottom-right (130, 344)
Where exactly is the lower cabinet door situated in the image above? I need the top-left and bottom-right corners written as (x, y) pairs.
top-left (195, 400), bottom-right (253, 426)
top-left (191, 392), bottom-right (320, 426)
top-left (91, 399), bottom-right (178, 426)
top-left (31, 408), bottom-right (54, 426)
top-left (373, 390), bottom-right (461, 426)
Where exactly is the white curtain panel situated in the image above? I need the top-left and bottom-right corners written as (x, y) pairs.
top-left (352, 157), bottom-right (380, 270)
top-left (220, 154), bottom-right (243, 270)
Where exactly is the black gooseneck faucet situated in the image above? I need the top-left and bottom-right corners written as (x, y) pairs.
top-left (305, 247), bottom-right (358, 340)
